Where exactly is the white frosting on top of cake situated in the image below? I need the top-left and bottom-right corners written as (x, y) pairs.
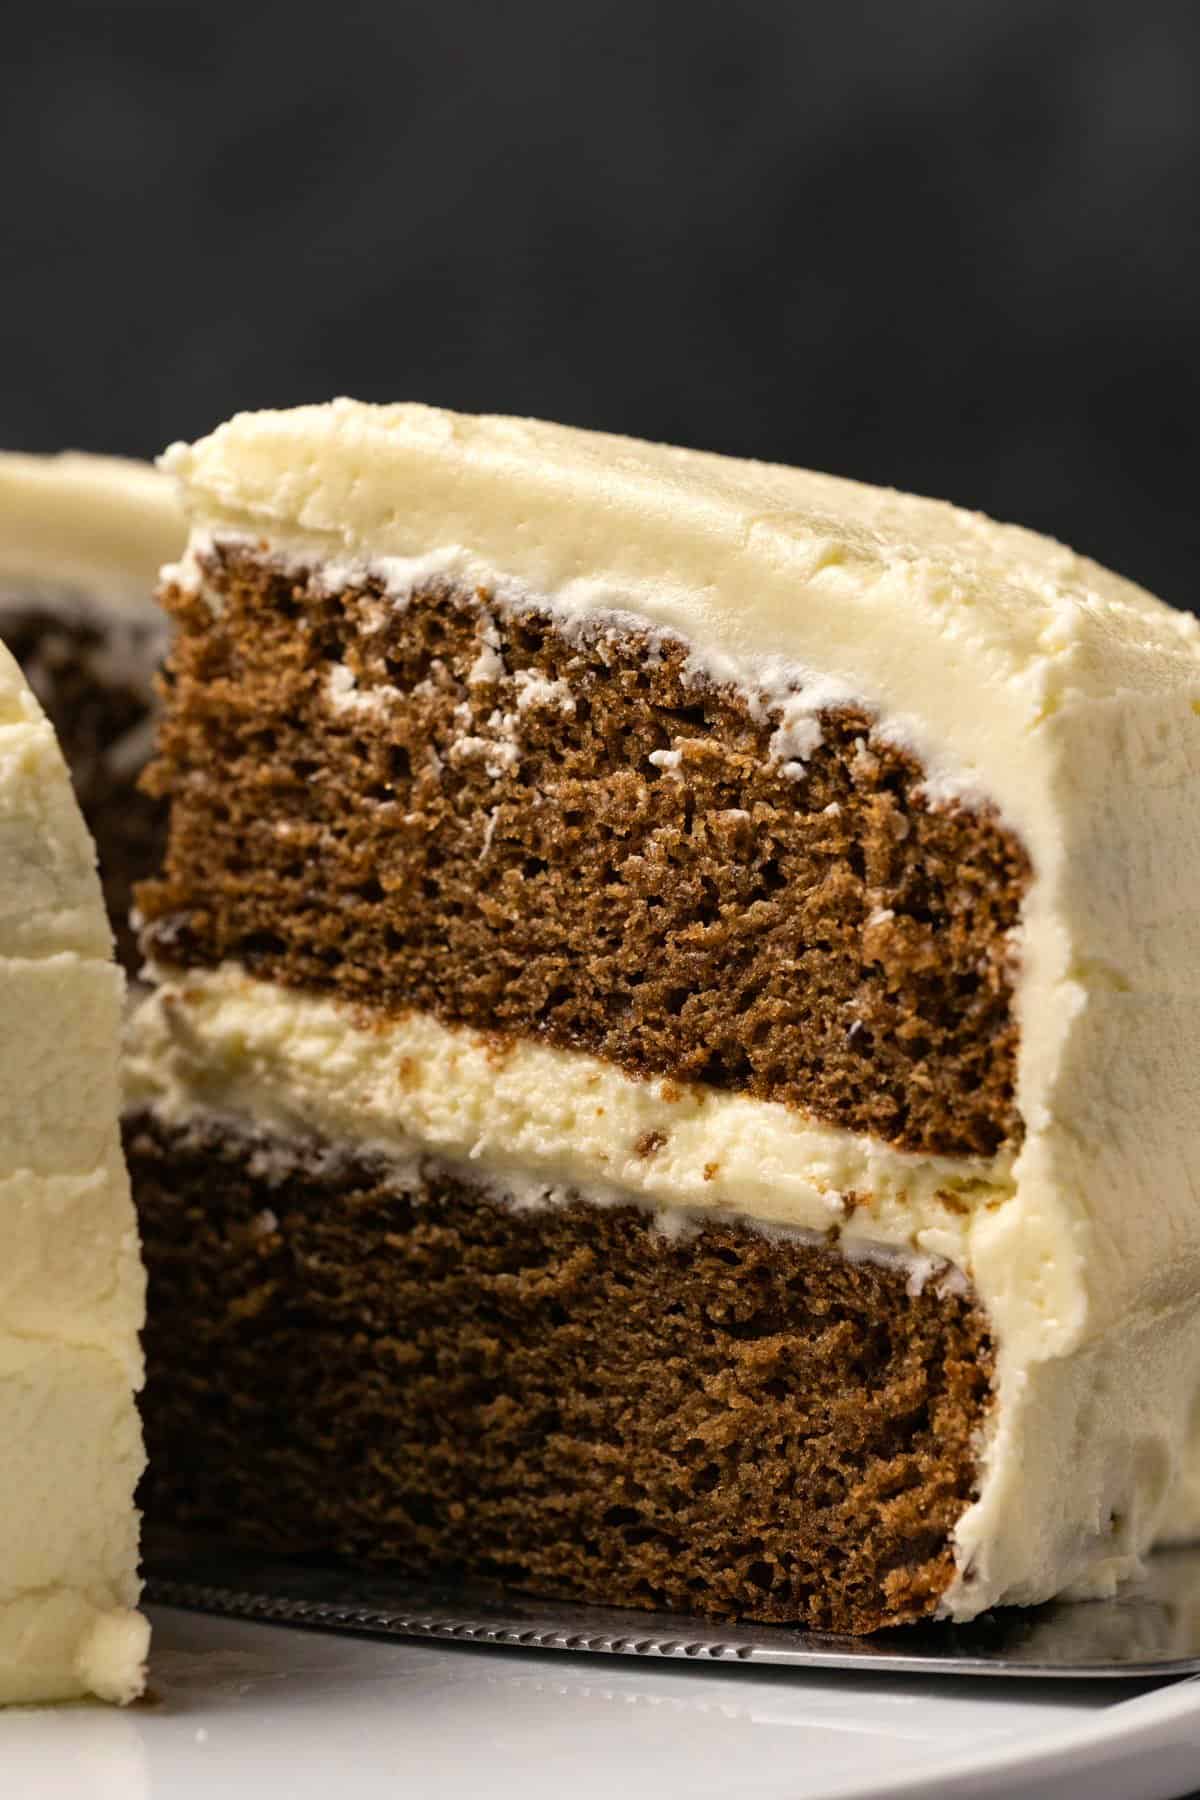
top-left (0, 450), bottom-right (183, 605)
top-left (0, 642), bottom-right (146, 1703)
top-left (156, 399), bottom-right (1200, 1622)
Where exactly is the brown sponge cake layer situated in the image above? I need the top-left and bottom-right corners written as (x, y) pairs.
top-left (140, 545), bottom-right (1029, 1157)
top-left (126, 1106), bottom-right (994, 1634)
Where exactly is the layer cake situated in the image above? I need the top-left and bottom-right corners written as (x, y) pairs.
top-left (124, 400), bottom-right (1200, 1631)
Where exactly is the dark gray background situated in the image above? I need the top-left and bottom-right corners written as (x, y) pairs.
top-left (2, 0), bottom-right (1198, 608)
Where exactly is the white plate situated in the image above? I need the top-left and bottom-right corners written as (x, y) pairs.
top-left (5, 1607), bottom-right (1199, 1800)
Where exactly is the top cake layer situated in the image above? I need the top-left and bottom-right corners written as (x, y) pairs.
top-left (140, 541), bottom-right (1029, 1158)
top-left (163, 399), bottom-right (1200, 834)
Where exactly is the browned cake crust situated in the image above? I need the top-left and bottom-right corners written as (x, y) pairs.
top-left (126, 1108), bottom-right (995, 1634)
top-left (138, 545), bottom-right (1029, 1157)
top-left (3, 601), bottom-right (165, 971)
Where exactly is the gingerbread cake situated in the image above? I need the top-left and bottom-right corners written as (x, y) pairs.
top-left (0, 451), bottom-right (183, 968)
top-left (124, 400), bottom-right (1200, 1633)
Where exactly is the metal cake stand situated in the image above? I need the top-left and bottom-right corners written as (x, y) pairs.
top-left (144, 1535), bottom-right (1200, 1680)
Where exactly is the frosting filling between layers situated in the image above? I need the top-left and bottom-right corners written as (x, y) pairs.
top-left (126, 964), bottom-right (1012, 1270)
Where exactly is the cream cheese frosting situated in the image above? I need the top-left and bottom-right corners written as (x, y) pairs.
top-left (0, 450), bottom-right (183, 604)
top-left (0, 451), bottom-right (180, 771)
top-left (0, 641), bottom-right (146, 1703)
top-left (124, 963), bottom-right (1011, 1261)
top-left (152, 398), bottom-right (1200, 1621)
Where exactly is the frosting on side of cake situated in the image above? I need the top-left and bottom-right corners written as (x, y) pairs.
top-left (154, 400), bottom-right (1200, 1622)
top-left (0, 642), bottom-right (147, 1704)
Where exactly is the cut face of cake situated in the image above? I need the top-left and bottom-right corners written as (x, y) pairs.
top-left (0, 452), bottom-right (183, 970)
top-left (125, 399), bottom-right (1200, 1631)
top-left (0, 641), bottom-right (146, 1703)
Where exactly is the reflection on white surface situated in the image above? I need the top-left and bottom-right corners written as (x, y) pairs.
top-left (0, 1608), bottom-right (1193, 1800)
top-left (3, 1707), bottom-right (149, 1800)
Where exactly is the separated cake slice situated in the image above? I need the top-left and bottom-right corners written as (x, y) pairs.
top-left (0, 452), bottom-right (183, 969)
top-left (0, 641), bottom-right (146, 1703)
top-left (125, 399), bottom-right (1200, 1632)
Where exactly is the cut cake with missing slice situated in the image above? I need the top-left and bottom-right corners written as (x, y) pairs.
top-left (124, 399), bottom-right (1200, 1632)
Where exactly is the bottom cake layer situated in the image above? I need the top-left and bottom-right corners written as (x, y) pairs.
top-left (125, 1108), bottom-right (994, 1634)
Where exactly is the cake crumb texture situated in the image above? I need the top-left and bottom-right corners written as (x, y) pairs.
top-left (139, 546), bottom-right (1029, 1158)
top-left (127, 1110), bottom-right (994, 1634)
